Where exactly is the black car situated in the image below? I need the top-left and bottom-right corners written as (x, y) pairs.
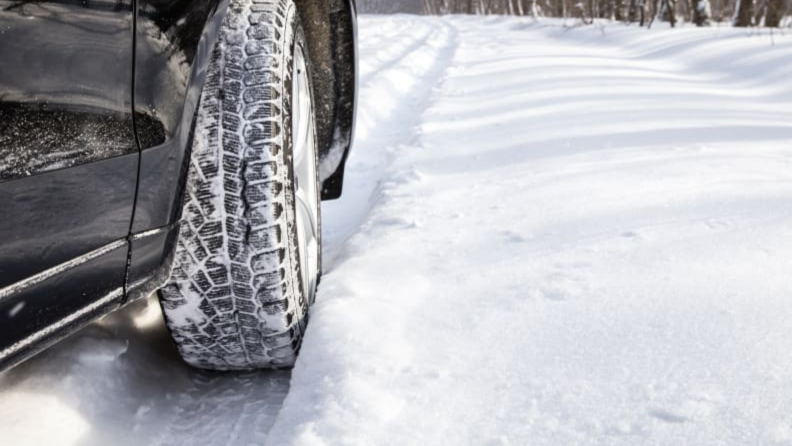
top-left (0, 0), bottom-right (357, 371)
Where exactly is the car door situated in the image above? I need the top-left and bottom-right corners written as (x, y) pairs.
top-left (0, 0), bottom-right (138, 367)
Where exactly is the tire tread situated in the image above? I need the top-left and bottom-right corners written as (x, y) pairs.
top-left (160, 0), bottom-right (309, 370)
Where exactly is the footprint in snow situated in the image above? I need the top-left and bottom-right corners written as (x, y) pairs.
top-left (534, 268), bottom-right (591, 302)
top-left (500, 230), bottom-right (529, 244)
top-left (620, 230), bottom-right (641, 239)
top-left (704, 219), bottom-right (734, 231)
top-left (648, 409), bottom-right (688, 424)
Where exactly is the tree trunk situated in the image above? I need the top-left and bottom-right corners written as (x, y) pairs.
top-left (764, 0), bottom-right (782, 26)
top-left (664, 0), bottom-right (678, 25)
top-left (526, 0), bottom-right (539, 16)
top-left (648, 0), bottom-right (660, 26)
top-left (629, 0), bottom-right (648, 24)
top-left (681, 0), bottom-right (692, 21)
top-left (587, 0), bottom-right (598, 21)
top-left (733, 0), bottom-right (754, 26)
top-left (692, 0), bottom-right (711, 25)
top-left (615, 0), bottom-right (626, 19)
top-left (607, 0), bottom-right (617, 18)
top-left (628, 0), bottom-right (639, 21)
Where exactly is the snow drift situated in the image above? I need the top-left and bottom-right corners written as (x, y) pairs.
top-left (272, 16), bottom-right (792, 445)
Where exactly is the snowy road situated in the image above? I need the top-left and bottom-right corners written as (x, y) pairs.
top-left (3, 16), bottom-right (792, 445)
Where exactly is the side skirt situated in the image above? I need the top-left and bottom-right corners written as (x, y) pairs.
top-left (0, 222), bottom-right (181, 372)
top-left (0, 241), bottom-right (129, 371)
top-left (125, 223), bottom-right (180, 305)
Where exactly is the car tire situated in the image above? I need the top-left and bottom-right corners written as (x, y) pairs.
top-left (158, 0), bottom-right (321, 370)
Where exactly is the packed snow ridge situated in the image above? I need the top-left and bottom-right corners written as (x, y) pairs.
top-left (3, 15), bottom-right (792, 446)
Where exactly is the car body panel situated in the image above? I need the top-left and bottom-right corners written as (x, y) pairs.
top-left (294, 0), bottom-right (357, 199)
top-left (125, 224), bottom-right (180, 305)
top-left (0, 155), bottom-right (137, 370)
top-left (0, 0), bottom-right (357, 371)
top-left (131, 0), bottom-right (229, 232)
top-left (0, 0), bottom-right (138, 180)
top-left (0, 242), bottom-right (127, 371)
top-left (131, 0), bottom-right (358, 237)
top-left (0, 154), bottom-right (138, 290)
top-left (0, 0), bottom-right (138, 369)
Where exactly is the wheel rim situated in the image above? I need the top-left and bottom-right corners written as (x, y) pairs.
top-left (292, 44), bottom-right (319, 304)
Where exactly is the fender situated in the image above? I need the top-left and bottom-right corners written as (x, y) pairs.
top-left (131, 0), bottom-right (357, 237)
top-left (131, 0), bottom-right (231, 233)
top-left (125, 0), bottom-right (229, 305)
top-left (127, 0), bottom-right (356, 303)
top-left (294, 0), bottom-right (358, 200)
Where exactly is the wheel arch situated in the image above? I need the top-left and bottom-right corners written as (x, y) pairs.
top-left (293, 0), bottom-right (358, 200)
top-left (129, 0), bottom-right (356, 301)
top-left (132, 0), bottom-right (357, 236)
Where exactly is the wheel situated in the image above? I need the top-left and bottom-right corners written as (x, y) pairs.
top-left (158, 0), bottom-right (321, 370)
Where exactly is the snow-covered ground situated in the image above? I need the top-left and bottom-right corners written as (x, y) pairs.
top-left (3, 15), bottom-right (792, 445)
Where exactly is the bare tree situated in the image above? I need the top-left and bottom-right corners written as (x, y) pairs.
top-left (361, 0), bottom-right (789, 28)
top-left (664, 0), bottom-right (678, 25)
top-left (763, 0), bottom-right (783, 25)
top-left (692, 0), bottom-right (712, 24)
top-left (733, 0), bottom-right (754, 25)
top-left (615, 0), bottom-right (626, 19)
top-left (628, 0), bottom-right (648, 24)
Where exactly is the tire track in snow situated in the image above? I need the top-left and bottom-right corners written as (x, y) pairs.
top-left (263, 18), bottom-right (458, 442)
top-left (358, 21), bottom-right (434, 84)
top-left (320, 18), bottom-right (458, 268)
top-left (265, 17), bottom-right (792, 446)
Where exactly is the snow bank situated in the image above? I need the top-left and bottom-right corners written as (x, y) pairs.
top-left (268, 16), bottom-right (792, 445)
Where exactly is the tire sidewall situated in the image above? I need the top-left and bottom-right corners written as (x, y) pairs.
top-left (282, 13), bottom-right (321, 309)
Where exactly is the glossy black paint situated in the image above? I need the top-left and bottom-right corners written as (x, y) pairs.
top-left (0, 154), bottom-right (138, 289)
top-left (0, 104), bottom-right (137, 181)
top-left (131, 0), bottom-right (358, 234)
top-left (0, 156), bottom-right (137, 369)
top-left (0, 0), bottom-right (357, 371)
top-left (295, 0), bottom-right (358, 199)
top-left (125, 224), bottom-right (179, 304)
top-left (0, 0), bottom-right (137, 181)
top-left (0, 0), bottom-right (138, 369)
top-left (0, 0), bottom-right (138, 286)
top-left (131, 0), bottom-right (228, 232)
top-left (0, 242), bottom-right (127, 371)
